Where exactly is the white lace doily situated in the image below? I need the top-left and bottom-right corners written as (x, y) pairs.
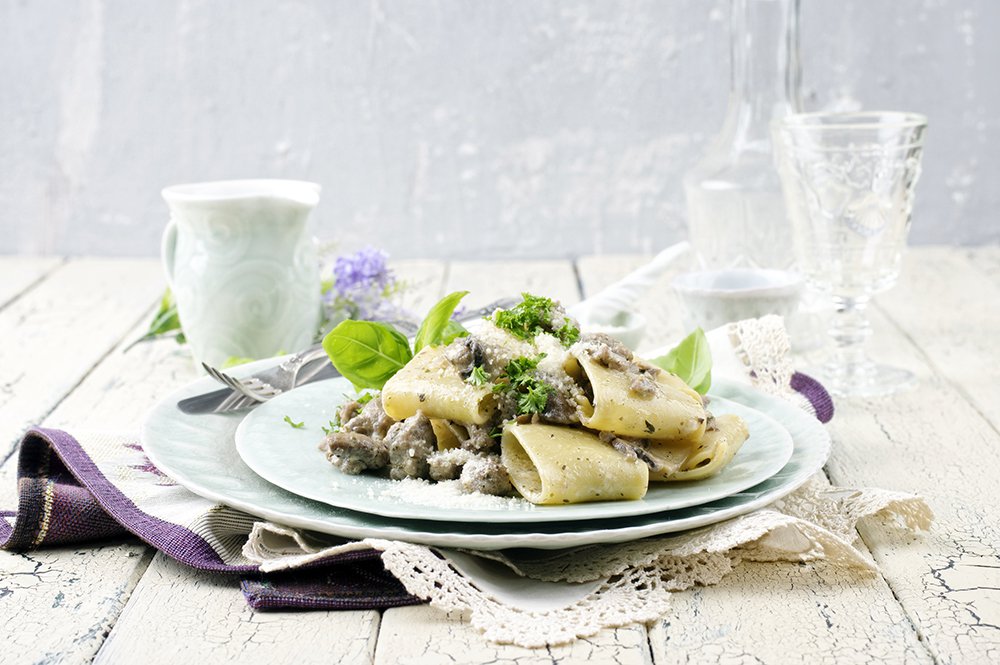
top-left (240, 317), bottom-right (932, 647)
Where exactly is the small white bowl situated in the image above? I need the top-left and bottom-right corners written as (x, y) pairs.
top-left (671, 269), bottom-right (803, 329)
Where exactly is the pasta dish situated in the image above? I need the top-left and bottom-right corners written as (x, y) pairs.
top-left (319, 294), bottom-right (748, 506)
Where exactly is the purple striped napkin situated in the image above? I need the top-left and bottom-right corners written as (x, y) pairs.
top-left (0, 427), bottom-right (421, 610)
top-left (1, 373), bottom-right (832, 611)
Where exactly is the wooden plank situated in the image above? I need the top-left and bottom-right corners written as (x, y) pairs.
top-left (86, 258), bottom-right (448, 664)
top-left (0, 256), bottom-right (63, 311)
top-left (875, 246), bottom-right (1000, 431)
top-left (374, 607), bottom-right (651, 665)
top-left (0, 259), bottom-right (169, 664)
top-left (824, 292), bottom-right (1000, 663)
top-left (393, 259), bottom-right (448, 316)
top-left (0, 258), bottom-right (165, 463)
top-left (650, 565), bottom-right (930, 664)
top-left (1, 542), bottom-right (155, 664)
top-left (964, 244), bottom-right (1000, 274)
top-left (1, 258), bottom-right (446, 664)
top-left (578, 255), bottom-right (932, 664)
top-left (95, 554), bottom-right (380, 665)
top-left (9, 252), bottom-right (993, 662)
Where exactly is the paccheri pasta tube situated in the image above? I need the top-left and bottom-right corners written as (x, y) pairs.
top-left (665, 414), bottom-right (749, 482)
top-left (501, 423), bottom-right (649, 504)
top-left (627, 439), bottom-right (696, 482)
top-left (382, 346), bottom-right (496, 425)
top-left (428, 418), bottom-right (464, 450)
top-left (567, 350), bottom-right (707, 441)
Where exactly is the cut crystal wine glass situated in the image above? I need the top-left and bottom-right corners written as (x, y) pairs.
top-left (772, 111), bottom-right (928, 397)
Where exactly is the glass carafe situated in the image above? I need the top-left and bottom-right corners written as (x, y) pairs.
top-left (684, 0), bottom-right (803, 271)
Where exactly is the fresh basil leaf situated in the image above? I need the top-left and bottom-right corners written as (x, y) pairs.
top-left (650, 328), bottom-right (712, 395)
top-left (322, 320), bottom-right (413, 390)
top-left (414, 291), bottom-right (469, 352)
top-left (440, 319), bottom-right (469, 345)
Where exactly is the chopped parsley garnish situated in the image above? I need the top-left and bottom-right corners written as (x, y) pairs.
top-left (492, 354), bottom-right (543, 392)
top-left (516, 382), bottom-right (552, 416)
top-left (466, 365), bottom-right (490, 387)
top-left (283, 415), bottom-right (305, 429)
top-left (492, 354), bottom-right (553, 416)
top-left (492, 293), bottom-right (580, 347)
top-left (323, 392), bottom-right (373, 434)
top-left (554, 319), bottom-right (580, 346)
top-left (321, 419), bottom-right (340, 435)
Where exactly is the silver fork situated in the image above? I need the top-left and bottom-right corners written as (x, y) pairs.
top-left (202, 344), bottom-right (329, 403)
top-left (212, 390), bottom-right (258, 413)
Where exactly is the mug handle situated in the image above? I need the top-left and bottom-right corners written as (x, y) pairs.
top-left (161, 220), bottom-right (178, 286)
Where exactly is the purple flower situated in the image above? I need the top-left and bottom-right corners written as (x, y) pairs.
top-left (332, 247), bottom-right (393, 298)
top-left (320, 247), bottom-right (413, 327)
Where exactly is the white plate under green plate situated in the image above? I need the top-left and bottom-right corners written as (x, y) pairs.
top-left (140, 359), bottom-right (830, 550)
top-left (235, 379), bottom-right (794, 523)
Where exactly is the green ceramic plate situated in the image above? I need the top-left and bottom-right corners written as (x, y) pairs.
top-left (235, 379), bottom-right (794, 523)
top-left (141, 359), bottom-right (829, 550)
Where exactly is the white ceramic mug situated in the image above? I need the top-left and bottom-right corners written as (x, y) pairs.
top-left (161, 179), bottom-right (321, 367)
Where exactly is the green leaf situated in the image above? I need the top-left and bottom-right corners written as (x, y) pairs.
top-left (414, 291), bottom-right (469, 352)
top-left (147, 289), bottom-right (183, 337)
top-left (222, 356), bottom-right (255, 369)
top-left (650, 328), bottom-right (712, 395)
top-left (492, 293), bottom-right (579, 347)
top-left (516, 382), bottom-right (552, 416)
top-left (466, 365), bottom-right (489, 386)
top-left (124, 288), bottom-right (186, 351)
top-left (440, 319), bottom-right (469, 345)
top-left (322, 320), bottom-right (413, 391)
top-left (283, 415), bottom-right (305, 429)
top-left (321, 417), bottom-right (342, 435)
top-left (491, 354), bottom-right (552, 415)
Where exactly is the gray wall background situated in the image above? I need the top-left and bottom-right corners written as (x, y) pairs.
top-left (1, 0), bottom-right (997, 259)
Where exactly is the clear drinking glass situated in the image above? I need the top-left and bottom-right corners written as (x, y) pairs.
top-left (772, 112), bottom-right (928, 397)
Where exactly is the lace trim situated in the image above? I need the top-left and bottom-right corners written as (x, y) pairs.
top-left (244, 474), bottom-right (931, 646)
top-left (728, 315), bottom-right (795, 398)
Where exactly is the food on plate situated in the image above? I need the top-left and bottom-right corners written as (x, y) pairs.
top-left (566, 342), bottom-right (706, 441)
top-left (666, 414), bottom-right (749, 481)
top-left (381, 345), bottom-right (496, 424)
top-left (319, 293), bottom-right (748, 506)
top-left (501, 423), bottom-right (649, 504)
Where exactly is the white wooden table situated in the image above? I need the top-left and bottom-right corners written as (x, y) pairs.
top-left (1, 247), bottom-right (998, 664)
